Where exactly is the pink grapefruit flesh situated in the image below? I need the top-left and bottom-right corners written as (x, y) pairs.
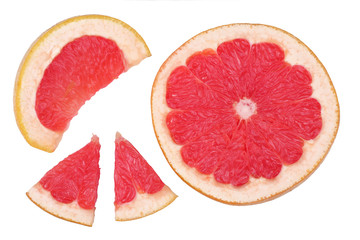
top-left (151, 24), bottom-right (339, 204)
top-left (114, 132), bottom-right (177, 221)
top-left (35, 35), bottom-right (126, 132)
top-left (166, 42), bottom-right (322, 185)
top-left (26, 135), bottom-right (101, 226)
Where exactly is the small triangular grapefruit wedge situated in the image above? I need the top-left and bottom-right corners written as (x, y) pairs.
top-left (26, 135), bottom-right (101, 226)
top-left (14, 15), bottom-right (150, 152)
top-left (114, 132), bottom-right (177, 221)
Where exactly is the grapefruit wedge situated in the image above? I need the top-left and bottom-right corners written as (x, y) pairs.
top-left (151, 24), bottom-right (340, 204)
top-left (14, 15), bottom-right (150, 152)
top-left (26, 135), bottom-right (101, 226)
top-left (114, 132), bottom-right (177, 221)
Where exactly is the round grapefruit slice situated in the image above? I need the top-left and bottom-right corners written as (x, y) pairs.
top-left (14, 15), bottom-right (151, 152)
top-left (114, 132), bottom-right (177, 221)
top-left (151, 24), bottom-right (340, 204)
top-left (26, 135), bottom-right (101, 226)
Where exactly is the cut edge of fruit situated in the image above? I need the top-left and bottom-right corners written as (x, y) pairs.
top-left (115, 185), bottom-right (177, 221)
top-left (14, 14), bottom-right (151, 153)
top-left (26, 183), bottom-right (95, 226)
top-left (151, 23), bottom-right (340, 205)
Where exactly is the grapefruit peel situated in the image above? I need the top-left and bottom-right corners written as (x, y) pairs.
top-left (151, 24), bottom-right (340, 205)
top-left (14, 15), bottom-right (151, 152)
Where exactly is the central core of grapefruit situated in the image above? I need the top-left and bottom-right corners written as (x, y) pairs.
top-left (235, 98), bottom-right (256, 120)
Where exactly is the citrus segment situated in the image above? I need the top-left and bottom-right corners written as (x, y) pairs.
top-left (180, 128), bottom-right (229, 174)
top-left (114, 133), bottom-right (176, 221)
top-left (166, 66), bottom-right (232, 110)
top-left (166, 108), bottom-right (238, 145)
top-left (26, 135), bottom-right (101, 226)
top-left (35, 35), bottom-right (125, 132)
top-left (14, 15), bottom-right (150, 152)
top-left (152, 24), bottom-right (339, 204)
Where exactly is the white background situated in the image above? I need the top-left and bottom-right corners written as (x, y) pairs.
top-left (1, 0), bottom-right (359, 239)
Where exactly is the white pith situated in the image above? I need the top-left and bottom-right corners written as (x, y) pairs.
top-left (115, 185), bottom-right (177, 221)
top-left (14, 15), bottom-right (150, 152)
top-left (27, 183), bottom-right (95, 226)
top-left (151, 24), bottom-right (339, 204)
top-left (235, 98), bottom-right (257, 120)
